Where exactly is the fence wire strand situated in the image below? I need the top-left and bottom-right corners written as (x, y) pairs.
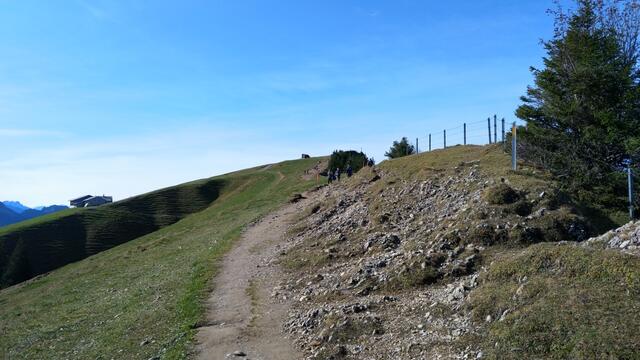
top-left (418, 115), bottom-right (510, 152)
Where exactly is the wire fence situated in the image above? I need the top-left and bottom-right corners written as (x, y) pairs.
top-left (415, 115), bottom-right (510, 153)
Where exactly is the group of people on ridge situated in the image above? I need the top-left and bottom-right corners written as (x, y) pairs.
top-left (327, 164), bottom-right (353, 184)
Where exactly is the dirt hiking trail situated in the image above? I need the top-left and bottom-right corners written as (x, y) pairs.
top-left (195, 192), bottom-right (316, 360)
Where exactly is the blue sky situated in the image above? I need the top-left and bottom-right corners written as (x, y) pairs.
top-left (1, 0), bottom-right (559, 206)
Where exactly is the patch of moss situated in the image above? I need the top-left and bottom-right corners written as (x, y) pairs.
top-left (426, 252), bottom-right (447, 267)
top-left (385, 264), bottom-right (439, 290)
top-left (530, 208), bottom-right (588, 242)
top-left (281, 244), bottom-right (336, 272)
top-left (537, 189), bottom-right (571, 210)
top-left (507, 226), bottom-right (544, 244)
top-left (503, 200), bottom-right (532, 217)
top-left (467, 223), bottom-right (506, 246)
top-left (484, 184), bottom-right (521, 205)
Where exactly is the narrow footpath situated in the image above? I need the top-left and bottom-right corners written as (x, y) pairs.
top-left (195, 193), bottom-right (315, 360)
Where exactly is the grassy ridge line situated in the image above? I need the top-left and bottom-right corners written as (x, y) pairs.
top-left (0, 157), bottom-right (323, 359)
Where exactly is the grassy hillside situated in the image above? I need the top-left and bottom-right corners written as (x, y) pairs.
top-left (0, 157), bottom-right (323, 359)
top-left (0, 177), bottom-right (225, 288)
top-left (468, 243), bottom-right (640, 359)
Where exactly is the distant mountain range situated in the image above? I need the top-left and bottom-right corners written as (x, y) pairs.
top-left (3, 201), bottom-right (30, 213)
top-left (0, 201), bottom-right (68, 227)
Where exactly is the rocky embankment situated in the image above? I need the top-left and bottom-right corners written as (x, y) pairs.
top-left (272, 156), bottom-right (588, 360)
top-left (584, 219), bottom-right (640, 255)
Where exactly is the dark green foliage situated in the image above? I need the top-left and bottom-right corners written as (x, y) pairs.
top-left (385, 264), bottom-right (439, 290)
top-left (507, 225), bottom-right (545, 244)
top-left (515, 0), bottom-right (640, 213)
top-left (529, 209), bottom-right (588, 242)
top-left (327, 150), bottom-right (369, 173)
top-left (468, 224), bottom-right (505, 246)
top-left (425, 251), bottom-right (447, 267)
top-left (469, 244), bottom-right (640, 359)
top-left (0, 179), bottom-right (224, 288)
top-left (385, 137), bottom-right (415, 159)
top-left (504, 200), bottom-right (533, 217)
top-left (484, 184), bottom-right (521, 205)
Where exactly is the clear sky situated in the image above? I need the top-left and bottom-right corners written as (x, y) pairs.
top-left (1, 0), bottom-right (560, 207)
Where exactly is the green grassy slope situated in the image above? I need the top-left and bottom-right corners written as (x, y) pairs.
top-left (468, 243), bottom-right (640, 359)
top-left (0, 157), bottom-right (323, 359)
top-left (0, 177), bottom-right (225, 288)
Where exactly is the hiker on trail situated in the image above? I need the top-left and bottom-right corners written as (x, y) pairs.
top-left (336, 168), bottom-right (341, 181)
top-left (346, 164), bottom-right (353, 177)
top-left (328, 169), bottom-right (334, 184)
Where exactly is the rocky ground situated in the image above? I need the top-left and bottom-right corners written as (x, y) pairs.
top-left (273, 156), bottom-right (588, 359)
top-left (583, 219), bottom-right (640, 255)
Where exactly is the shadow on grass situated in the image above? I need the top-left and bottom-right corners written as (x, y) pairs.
top-left (0, 179), bottom-right (225, 288)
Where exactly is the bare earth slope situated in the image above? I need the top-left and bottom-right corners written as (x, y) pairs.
top-left (196, 191), bottom-right (319, 359)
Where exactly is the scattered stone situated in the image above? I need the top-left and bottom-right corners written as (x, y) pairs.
top-left (279, 163), bottom-right (570, 358)
top-left (584, 220), bottom-right (640, 255)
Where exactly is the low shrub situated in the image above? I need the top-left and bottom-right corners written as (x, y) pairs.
top-left (484, 184), bottom-right (521, 205)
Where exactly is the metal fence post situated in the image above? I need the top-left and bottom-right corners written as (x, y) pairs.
top-left (463, 123), bottom-right (467, 145)
top-left (487, 118), bottom-right (492, 144)
top-left (628, 161), bottom-right (634, 219)
top-left (494, 115), bottom-right (497, 143)
top-left (444, 129), bottom-right (447, 149)
top-left (416, 138), bottom-right (419, 154)
top-left (502, 118), bottom-right (505, 143)
top-left (429, 133), bottom-right (431, 151)
top-left (511, 122), bottom-right (517, 170)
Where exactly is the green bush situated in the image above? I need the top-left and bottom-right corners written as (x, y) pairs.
top-left (327, 150), bottom-right (369, 173)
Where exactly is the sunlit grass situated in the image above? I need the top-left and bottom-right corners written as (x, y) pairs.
top-left (0, 157), bottom-right (323, 359)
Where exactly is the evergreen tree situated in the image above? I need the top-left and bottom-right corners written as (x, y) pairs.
top-left (385, 137), bottom-right (415, 159)
top-left (516, 0), bottom-right (640, 206)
